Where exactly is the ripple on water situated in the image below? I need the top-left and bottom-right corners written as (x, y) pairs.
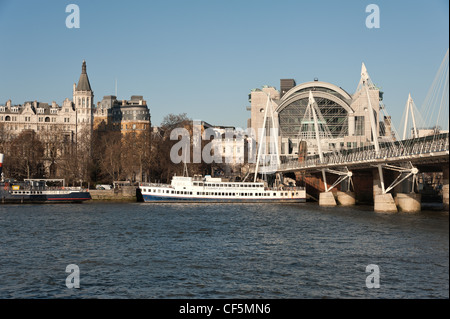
top-left (0, 202), bottom-right (448, 298)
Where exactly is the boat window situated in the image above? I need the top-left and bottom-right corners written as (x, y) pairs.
top-left (193, 182), bottom-right (198, 186)
top-left (199, 183), bottom-right (203, 186)
top-left (190, 192), bottom-right (192, 195)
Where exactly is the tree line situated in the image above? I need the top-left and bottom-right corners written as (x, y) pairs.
top-left (0, 113), bottom-right (216, 187)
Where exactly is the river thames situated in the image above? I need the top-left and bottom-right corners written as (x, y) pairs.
top-left (0, 202), bottom-right (448, 299)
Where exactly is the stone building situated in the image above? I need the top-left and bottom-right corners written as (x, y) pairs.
top-left (0, 60), bottom-right (94, 146)
top-left (94, 95), bottom-right (151, 134)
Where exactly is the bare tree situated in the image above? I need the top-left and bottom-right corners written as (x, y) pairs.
top-left (8, 130), bottom-right (45, 180)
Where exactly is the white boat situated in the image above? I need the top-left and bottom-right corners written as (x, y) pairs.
top-left (139, 175), bottom-right (305, 203)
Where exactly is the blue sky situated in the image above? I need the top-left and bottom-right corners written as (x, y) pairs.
top-left (0, 0), bottom-right (448, 130)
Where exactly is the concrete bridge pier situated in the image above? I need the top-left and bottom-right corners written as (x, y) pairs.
top-left (336, 191), bottom-right (356, 206)
top-left (395, 193), bottom-right (422, 213)
top-left (319, 191), bottom-right (337, 206)
top-left (335, 179), bottom-right (356, 206)
top-left (373, 168), bottom-right (397, 213)
top-left (393, 173), bottom-right (421, 213)
top-left (443, 166), bottom-right (449, 211)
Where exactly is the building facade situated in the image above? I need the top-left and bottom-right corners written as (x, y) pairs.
top-left (247, 64), bottom-right (393, 158)
top-left (0, 60), bottom-right (95, 144)
top-left (1, 60), bottom-right (152, 141)
top-left (94, 95), bottom-right (151, 134)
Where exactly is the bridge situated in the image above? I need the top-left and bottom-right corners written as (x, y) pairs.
top-left (253, 49), bottom-right (449, 212)
top-left (279, 133), bottom-right (449, 173)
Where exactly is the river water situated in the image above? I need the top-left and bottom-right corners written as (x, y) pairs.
top-left (0, 202), bottom-right (448, 299)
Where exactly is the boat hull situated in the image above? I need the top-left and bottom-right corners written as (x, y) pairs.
top-left (0, 190), bottom-right (92, 204)
top-left (141, 194), bottom-right (306, 203)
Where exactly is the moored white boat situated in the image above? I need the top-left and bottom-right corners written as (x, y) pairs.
top-left (139, 175), bottom-right (305, 203)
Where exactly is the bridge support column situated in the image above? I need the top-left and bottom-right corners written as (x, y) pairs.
top-left (336, 191), bottom-right (356, 206)
top-left (395, 193), bottom-right (421, 213)
top-left (319, 192), bottom-right (337, 206)
top-left (373, 168), bottom-right (397, 213)
top-left (374, 194), bottom-right (397, 213)
top-left (443, 166), bottom-right (449, 211)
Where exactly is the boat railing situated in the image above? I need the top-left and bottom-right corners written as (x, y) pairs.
top-left (265, 186), bottom-right (305, 191)
top-left (139, 182), bottom-right (173, 188)
top-left (4, 184), bottom-right (88, 192)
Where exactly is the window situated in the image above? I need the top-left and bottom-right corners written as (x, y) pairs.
top-left (355, 116), bottom-right (365, 136)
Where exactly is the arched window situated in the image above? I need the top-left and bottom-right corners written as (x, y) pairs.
top-left (82, 98), bottom-right (85, 107)
top-left (5, 115), bottom-right (11, 121)
top-left (45, 117), bottom-right (50, 122)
